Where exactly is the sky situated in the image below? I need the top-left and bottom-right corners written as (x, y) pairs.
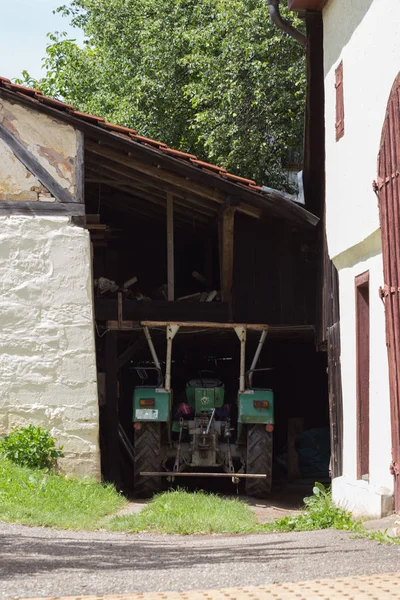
top-left (0, 0), bottom-right (83, 81)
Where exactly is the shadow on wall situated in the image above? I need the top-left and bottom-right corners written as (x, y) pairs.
top-left (324, 0), bottom-right (374, 73)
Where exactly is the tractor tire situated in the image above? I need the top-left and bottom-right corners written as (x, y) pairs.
top-left (134, 422), bottom-right (162, 497)
top-left (245, 425), bottom-right (273, 498)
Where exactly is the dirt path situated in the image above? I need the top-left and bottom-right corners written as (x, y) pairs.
top-left (1, 521), bottom-right (400, 599)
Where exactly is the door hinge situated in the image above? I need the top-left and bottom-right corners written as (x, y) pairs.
top-left (379, 284), bottom-right (400, 299)
top-left (375, 172), bottom-right (399, 191)
top-left (390, 461), bottom-right (400, 476)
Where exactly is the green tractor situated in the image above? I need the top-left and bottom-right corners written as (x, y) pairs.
top-left (132, 321), bottom-right (274, 497)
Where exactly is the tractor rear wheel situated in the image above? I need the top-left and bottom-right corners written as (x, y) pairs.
top-left (134, 422), bottom-right (162, 497)
top-left (245, 425), bottom-right (273, 498)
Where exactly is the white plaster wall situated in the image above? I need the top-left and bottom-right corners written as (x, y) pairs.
top-left (323, 0), bottom-right (398, 516)
top-left (0, 216), bottom-right (100, 479)
top-left (0, 97), bottom-right (78, 201)
top-left (324, 0), bottom-right (400, 259)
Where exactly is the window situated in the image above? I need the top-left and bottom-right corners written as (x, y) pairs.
top-left (355, 271), bottom-right (370, 480)
top-left (335, 61), bottom-right (344, 141)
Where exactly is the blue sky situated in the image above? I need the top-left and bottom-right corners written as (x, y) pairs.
top-left (0, 0), bottom-right (83, 81)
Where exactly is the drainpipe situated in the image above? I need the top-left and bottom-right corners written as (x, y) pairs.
top-left (267, 0), bottom-right (307, 48)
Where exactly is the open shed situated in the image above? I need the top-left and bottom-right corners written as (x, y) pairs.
top-left (0, 77), bottom-right (328, 491)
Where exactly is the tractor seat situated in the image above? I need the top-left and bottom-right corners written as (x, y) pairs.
top-left (187, 378), bottom-right (224, 389)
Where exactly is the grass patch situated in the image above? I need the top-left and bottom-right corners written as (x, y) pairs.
top-left (0, 457), bottom-right (126, 529)
top-left (363, 530), bottom-right (400, 545)
top-left (263, 483), bottom-right (362, 533)
top-left (107, 484), bottom-right (363, 536)
top-left (107, 488), bottom-right (260, 535)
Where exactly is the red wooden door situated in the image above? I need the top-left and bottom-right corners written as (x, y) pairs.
top-left (377, 73), bottom-right (400, 511)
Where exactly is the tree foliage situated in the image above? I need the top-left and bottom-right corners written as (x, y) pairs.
top-left (20, 0), bottom-right (306, 188)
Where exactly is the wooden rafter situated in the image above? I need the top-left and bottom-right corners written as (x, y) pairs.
top-left (85, 141), bottom-right (261, 219)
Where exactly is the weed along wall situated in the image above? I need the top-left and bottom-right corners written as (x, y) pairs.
top-left (0, 95), bottom-right (100, 479)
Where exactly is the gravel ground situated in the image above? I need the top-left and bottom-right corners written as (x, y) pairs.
top-left (1, 522), bottom-right (400, 599)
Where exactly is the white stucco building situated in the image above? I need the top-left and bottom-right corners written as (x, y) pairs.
top-left (322, 0), bottom-right (400, 516)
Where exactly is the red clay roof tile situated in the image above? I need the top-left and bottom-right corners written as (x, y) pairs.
top-left (70, 110), bottom-right (105, 123)
top-left (5, 82), bottom-right (42, 97)
top-left (0, 76), bottom-right (269, 198)
top-left (162, 148), bottom-right (197, 160)
top-left (39, 96), bottom-right (75, 110)
top-left (102, 122), bottom-right (137, 135)
top-left (223, 173), bottom-right (257, 186)
top-left (190, 158), bottom-right (227, 174)
top-left (130, 133), bottom-right (167, 148)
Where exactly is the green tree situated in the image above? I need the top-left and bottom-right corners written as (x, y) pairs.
top-left (20, 0), bottom-right (306, 189)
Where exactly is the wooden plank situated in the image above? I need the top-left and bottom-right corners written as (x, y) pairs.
top-left (0, 122), bottom-right (77, 204)
top-left (141, 320), bottom-right (268, 330)
top-left (86, 164), bottom-right (214, 221)
top-left (167, 193), bottom-right (174, 301)
top-left (86, 141), bottom-right (261, 219)
top-left (219, 206), bottom-right (236, 318)
top-left (287, 417), bottom-right (304, 481)
top-left (86, 157), bottom-right (223, 216)
top-left (95, 298), bottom-right (230, 323)
top-left (0, 200), bottom-right (85, 216)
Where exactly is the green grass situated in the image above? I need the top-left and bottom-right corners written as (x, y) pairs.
top-left (107, 488), bottom-right (260, 535)
top-left (0, 457), bottom-right (126, 529)
top-left (2, 460), bottom-right (397, 543)
top-left (262, 483), bottom-right (362, 533)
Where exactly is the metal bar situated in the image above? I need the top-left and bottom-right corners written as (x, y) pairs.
top-left (248, 330), bottom-right (268, 387)
top-left (165, 324), bottom-right (180, 392)
top-left (140, 472), bottom-right (267, 478)
top-left (167, 192), bottom-right (175, 301)
top-left (141, 320), bottom-right (268, 331)
top-left (234, 326), bottom-right (247, 393)
top-left (143, 326), bottom-right (161, 371)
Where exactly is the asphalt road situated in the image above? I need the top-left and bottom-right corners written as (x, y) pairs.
top-left (1, 521), bottom-right (400, 599)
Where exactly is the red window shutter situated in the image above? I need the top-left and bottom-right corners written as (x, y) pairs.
top-left (335, 61), bottom-right (344, 141)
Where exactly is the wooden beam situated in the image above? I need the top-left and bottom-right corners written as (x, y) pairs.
top-left (167, 193), bottom-right (174, 301)
top-left (86, 155), bottom-right (219, 214)
top-left (141, 321), bottom-right (269, 330)
top-left (86, 165), bottom-right (214, 220)
top-left (0, 122), bottom-right (77, 204)
top-left (89, 188), bottom-right (210, 227)
top-left (0, 200), bottom-right (85, 216)
top-left (218, 206), bottom-right (236, 318)
top-left (86, 141), bottom-right (261, 219)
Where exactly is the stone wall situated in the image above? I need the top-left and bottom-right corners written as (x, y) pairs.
top-left (0, 215), bottom-right (100, 479)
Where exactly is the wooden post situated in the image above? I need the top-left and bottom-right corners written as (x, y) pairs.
top-left (218, 206), bottom-right (236, 319)
top-left (167, 193), bottom-right (174, 301)
top-left (104, 331), bottom-right (121, 489)
top-left (287, 417), bottom-right (304, 481)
